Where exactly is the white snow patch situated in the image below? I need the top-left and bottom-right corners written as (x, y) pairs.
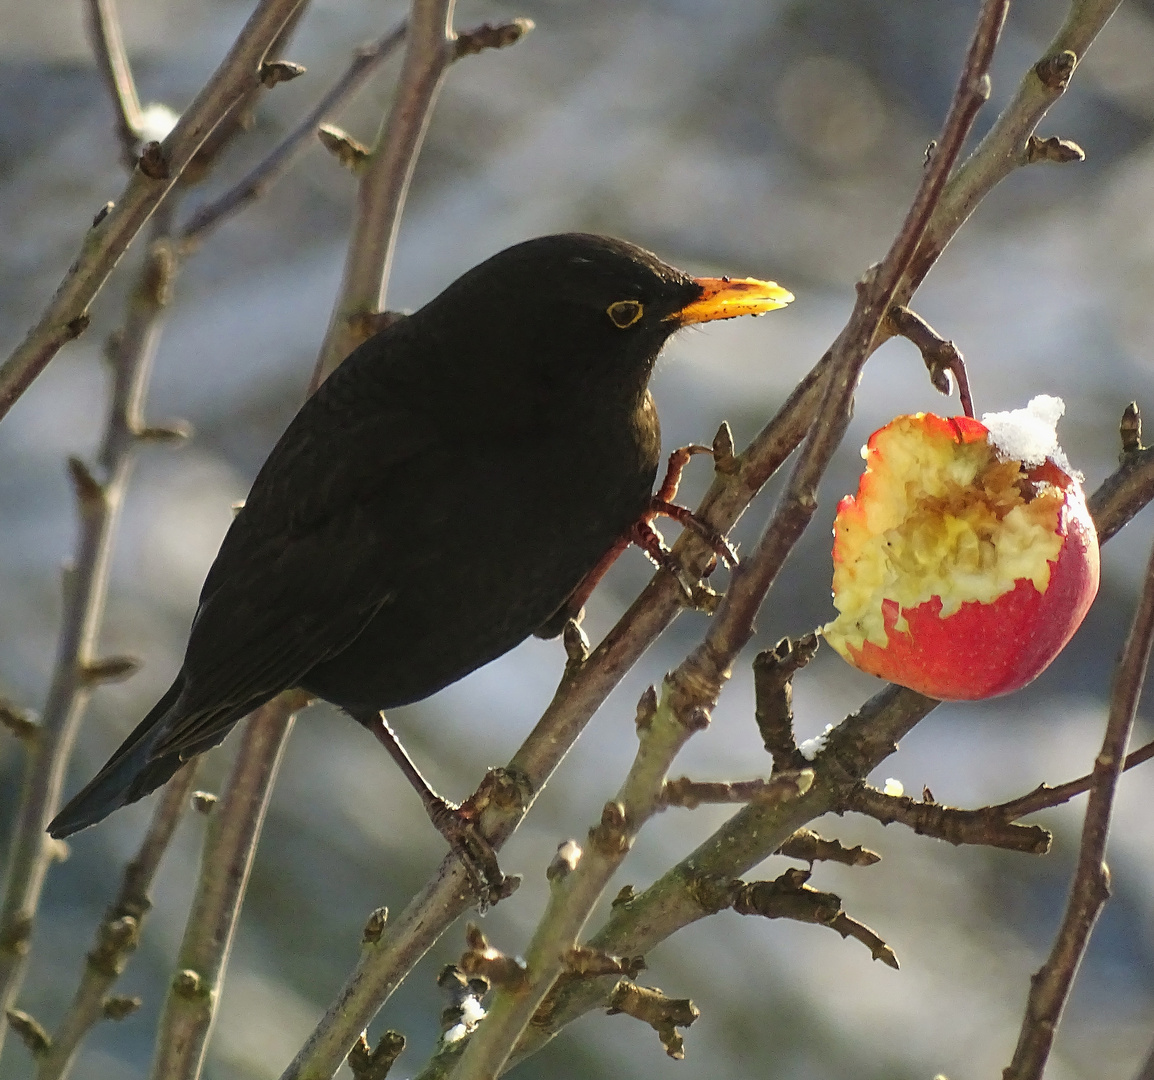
top-left (799, 723), bottom-right (835, 761)
top-left (980, 394), bottom-right (1076, 476)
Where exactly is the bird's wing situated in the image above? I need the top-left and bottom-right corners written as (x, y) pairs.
top-left (152, 363), bottom-right (447, 759)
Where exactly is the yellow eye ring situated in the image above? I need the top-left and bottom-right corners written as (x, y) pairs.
top-left (607, 300), bottom-right (644, 328)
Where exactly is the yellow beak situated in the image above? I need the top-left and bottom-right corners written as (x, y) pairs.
top-left (671, 276), bottom-right (794, 326)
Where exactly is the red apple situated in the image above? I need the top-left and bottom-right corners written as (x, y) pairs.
top-left (822, 397), bottom-right (1099, 700)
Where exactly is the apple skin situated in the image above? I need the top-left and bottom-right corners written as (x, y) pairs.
top-left (826, 413), bottom-right (1100, 701)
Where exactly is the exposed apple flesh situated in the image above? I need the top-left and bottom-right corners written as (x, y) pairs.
top-left (823, 397), bottom-right (1100, 700)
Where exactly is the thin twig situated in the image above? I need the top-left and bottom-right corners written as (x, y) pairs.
top-left (36, 764), bottom-right (199, 1080)
top-left (840, 784), bottom-right (1051, 855)
top-left (896, 0), bottom-right (1124, 307)
top-left (1003, 549), bottom-right (1154, 1078)
top-left (1, 4), bottom-right (315, 1061)
top-left (885, 304), bottom-right (974, 418)
top-left (147, 697), bottom-right (300, 1080)
top-left (992, 739), bottom-right (1154, 820)
top-left (675, 0), bottom-right (1007, 721)
top-left (313, 0), bottom-right (457, 381)
top-left (84, 0), bottom-right (146, 168)
top-left (180, 21), bottom-right (408, 244)
top-left (0, 0), bottom-right (307, 425)
top-left (0, 207), bottom-right (182, 1056)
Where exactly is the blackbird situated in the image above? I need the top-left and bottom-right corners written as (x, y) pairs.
top-left (48, 233), bottom-right (792, 853)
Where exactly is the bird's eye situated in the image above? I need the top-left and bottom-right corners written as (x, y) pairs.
top-left (606, 300), bottom-right (644, 329)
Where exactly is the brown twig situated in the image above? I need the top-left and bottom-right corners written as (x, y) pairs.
top-left (84, 0), bottom-right (146, 169)
top-left (673, 0), bottom-right (1006, 727)
top-left (313, 0), bottom-right (458, 379)
top-left (36, 764), bottom-right (198, 1080)
top-left (840, 783), bottom-right (1052, 855)
top-left (502, 421), bottom-right (1154, 1065)
top-left (991, 739), bottom-right (1154, 821)
top-left (659, 772), bottom-right (813, 811)
top-left (173, 6), bottom-right (537, 1078)
top-left (0, 0), bottom-right (307, 425)
top-left (885, 304), bottom-right (975, 418)
top-left (605, 981), bottom-right (698, 1061)
top-left (776, 829), bottom-right (881, 867)
top-left (446, 680), bottom-right (732, 1080)
top-left (753, 634), bottom-right (818, 770)
top-left (147, 696), bottom-right (301, 1080)
top-left (180, 21), bottom-right (408, 244)
top-left (0, 208), bottom-right (183, 1056)
top-left (348, 1031), bottom-right (406, 1080)
top-left (1003, 544), bottom-right (1154, 1078)
top-left (728, 868), bottom-right (899, 969)
top-left (895, 0), bottom-right (1123, 307)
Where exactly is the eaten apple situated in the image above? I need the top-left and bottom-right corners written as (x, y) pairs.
top-left (822, 396), bottom-right (1100, 700)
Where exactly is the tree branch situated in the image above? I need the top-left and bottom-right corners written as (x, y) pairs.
top-left (312, 0), bottom-right (455, 380)
top-left (180, 21), bottom-right (408, 244)
top-left (503, 430), bottom-right (1154, 1066)
top-left (36, 764), bottom-right (199, 1080)
top-left (0, 207), bottom-right (183, 1057)
top-left (84, 0), bottom-right (146, 169)
top-left (1003, 543), bottom-right (1154, 1079)
top-left (840, 783), bottom-right (1052, 855)
top-left (0, 0), bottom-right (307, 425)
top-left (279, 3), bottom-right (1154, 1074)
top-left (147, 697), bottom-right (300, 1080)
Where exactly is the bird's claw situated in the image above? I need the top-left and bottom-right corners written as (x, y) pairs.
top-left (428, 798), bottom-right (517, 909)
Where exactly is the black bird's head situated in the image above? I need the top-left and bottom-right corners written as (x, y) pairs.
top-left (411, 233), bottom-right (793, 418)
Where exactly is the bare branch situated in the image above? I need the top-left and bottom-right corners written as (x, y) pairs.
top-left (659, 772), bottom-right (813, 810)
top-left (605, 981), bottom-right (699, 1060)
top-left (675, 0), bottom-right (1007, 727)
top-left (84, 0), bottom-right (146, 168)
top-left (181, 21), bottom-right (408, 244)
top-left (501, 408), bottom-right (1154, 1065)
top-left (729, 868), bottom-right (899, 969)
top-left (36, 765), bottom-right (198, 1080)
top-left (148, 697), bottom-right (299, 1080)
top-left (884, 304), bottom-right (974, 418)
top-left (0, 0), bottom-right (307, 425)
top-left (1004, 542), bottom-right (1154, 1078)
top-left (447, 681), bottom-right (730, 1080)
top-left (991, 739), bottom-right (1154, 821)
top-left (312, 0), bottom-right (457, 379)
top-left (0, 210), bottom-right (181, 1056)
top-left (776, 829), bottom-right (881, 867)
top-left (753, 633), bottom-right (819, 770)
top-left (840, 783), bottom-right (1051, 855)
top-left (279, 4), bottom-right (1138, 1074)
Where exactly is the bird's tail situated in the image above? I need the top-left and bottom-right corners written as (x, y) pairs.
top-left (48, 677), bottom-right (188, 839)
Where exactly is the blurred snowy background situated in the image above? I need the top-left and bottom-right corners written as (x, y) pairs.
top-left (2, 0), bottom-right (1154, 1078)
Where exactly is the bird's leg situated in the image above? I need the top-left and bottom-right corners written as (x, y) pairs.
top-left (648, 497), bottom-right (739, 567)
top-left (629, 519), bottom-right (696, 600)
top-left (650, 443), bottom-right (739, 567)
top-left (352, 708), bottom-right (506, 902)
top-left (655, 443), bottom-right (713, 503)
top-left (533, 445), bottom-right (737, 640)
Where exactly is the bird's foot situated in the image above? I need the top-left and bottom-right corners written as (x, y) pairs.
top-left (647, 497), bottom-right (739, 568)
top-left (650, 442), bottom-right (740, 568)
top-left (355, 709), bottom-right (518, 908)
top-left (428, 796), bottom-right (518, 910)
